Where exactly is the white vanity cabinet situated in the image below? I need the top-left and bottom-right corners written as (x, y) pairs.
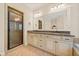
top-left (28, 33), bottom-right (46, 49)
top-left (28, 33), bottom-right (73, 56)
top-left (55, 36), bottom-right (73, 56)
top-left (36, 34), bottom-right (46, 50)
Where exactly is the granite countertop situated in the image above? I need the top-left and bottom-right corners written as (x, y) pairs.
top-left (27, 30), bottom-right (75, 37)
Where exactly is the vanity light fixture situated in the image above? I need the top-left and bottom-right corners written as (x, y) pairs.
top-left (38, 12), bottom-right (42, 16)
top-left (50, 6), bottom-right (57, 11)
top-left (50, 6), bottom-right (57, 13)
top-left (34, 14), bottom-right (39, 18)
top-left (58, 4), bottom-right (65, 8)
top-left (50, 7), bottom-right (54, 11)
top-left (54, 6), bottom-right (57, 9)
top-left (50, 4), bottom-right (65, 12)
top-left (34, 12), bottom-right (42, 18)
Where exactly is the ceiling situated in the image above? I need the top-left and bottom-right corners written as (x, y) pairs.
top-left (25, 3), bottom-right (48, 10)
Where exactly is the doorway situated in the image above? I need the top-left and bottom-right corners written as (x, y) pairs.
top-left (8, 6), bottom-right (23, 50)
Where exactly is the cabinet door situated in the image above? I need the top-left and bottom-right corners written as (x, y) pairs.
top-left (28, 33), bottom-right (34, 45)
top-left (45, 35), bottom-right (55, 54)
top-left (55, 41), bottom-right (73, 56)
top-left (28, 34), bottom-right (38, 46)
top-left (32, 34), bottom-right (39, 46)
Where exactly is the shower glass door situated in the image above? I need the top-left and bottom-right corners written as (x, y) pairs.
top-left (8, 7), bottom-right (23, 49)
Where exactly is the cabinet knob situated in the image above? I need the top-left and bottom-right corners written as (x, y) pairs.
top-left (40, 40), bottom-right (42, 41)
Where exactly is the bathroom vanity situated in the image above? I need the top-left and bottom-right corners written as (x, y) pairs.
top-left (27, 30), bottom-right (74, 56)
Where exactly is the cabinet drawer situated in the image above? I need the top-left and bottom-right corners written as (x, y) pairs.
top-left (44, 35), bottom-right (62, 39)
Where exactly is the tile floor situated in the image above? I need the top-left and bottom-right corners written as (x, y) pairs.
top-left (6, 45), bottom-right (52, 56)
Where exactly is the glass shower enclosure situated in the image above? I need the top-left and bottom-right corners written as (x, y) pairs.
top-left (8, 6), bottom-right (23, 49)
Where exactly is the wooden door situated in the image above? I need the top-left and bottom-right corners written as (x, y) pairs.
top-left (45, 35), bottom-right (55, 54)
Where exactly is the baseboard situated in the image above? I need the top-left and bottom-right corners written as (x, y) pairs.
top-left (0, 52), bottom-right (1, 56)
top-left (0, 51), bottom-right (5, 56)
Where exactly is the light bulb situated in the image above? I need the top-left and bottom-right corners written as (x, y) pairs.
top-left (34, 12), bottom-right (42, 18)
top-left (58, 4), bottom-right (65, 8)
top-left (50, 8), bottom-right (54, 11)
top-left (15, 18), bottom-right (20, 21)
top-left (54, 6), bottom-right (57, 9)
top-left (61, 4), bottom-right (65, 7)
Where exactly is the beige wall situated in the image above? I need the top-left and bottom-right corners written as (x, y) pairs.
top-left (70, 4), bottom-right (79, 38)
top-left (0, 3), bottom-right (5, 55)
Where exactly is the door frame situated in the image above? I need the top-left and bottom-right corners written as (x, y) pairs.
top-left (7, 6), bottom-right (24, 50)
